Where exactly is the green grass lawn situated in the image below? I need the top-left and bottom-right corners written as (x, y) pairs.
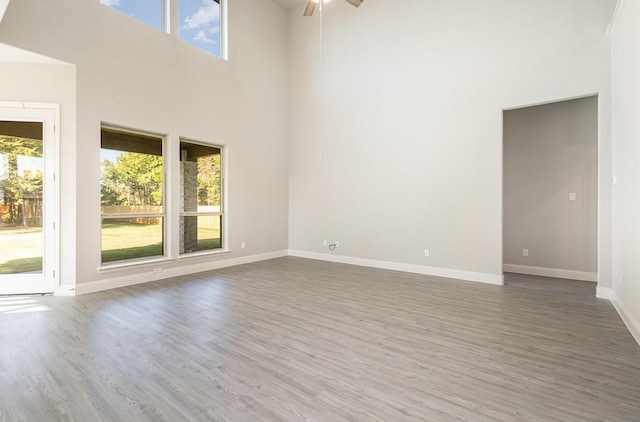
top-left (0, 257), bottom-right (43, 274)
top-left (101, 220), bottom-right (164, 263)
top-left (0, 227), bottom-right (43, 274)
top-left (101, 221), bottom-right (221, 263)
top-left (0, 221), bottom-right (222, 272)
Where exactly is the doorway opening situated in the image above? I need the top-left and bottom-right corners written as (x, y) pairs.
top-left (503, 96), bottom-right (598, 284)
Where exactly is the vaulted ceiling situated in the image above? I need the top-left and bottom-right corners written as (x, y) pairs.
top-left (275, 0), bottom-right (307, 9)
top-left (0, 0), bottom-right (11, 23)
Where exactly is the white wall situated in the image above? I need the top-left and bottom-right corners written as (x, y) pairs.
top-left (288, 0), bottom-right (615, 284)
top-left (0, 0), bottom-right (290, 291)
top-left (611, 0), bottom-right (640, 343)
top-left (503, 97), bottom-right (598, 281)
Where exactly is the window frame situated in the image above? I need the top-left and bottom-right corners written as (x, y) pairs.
top-left (177, 0), bottom-right (226, 59)
top-left (178, 138), bottom-right (225, 257)
top-left (99, 125), bottom-right (167, 267)
top-left (98, 0), bottom-right (228, 59)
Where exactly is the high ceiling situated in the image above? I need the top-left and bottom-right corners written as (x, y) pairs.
top-left (275, 0), bottom-right (307, 9)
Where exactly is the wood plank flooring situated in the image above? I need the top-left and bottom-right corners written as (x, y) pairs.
top-left (1, 257), bottom-right (639, 421)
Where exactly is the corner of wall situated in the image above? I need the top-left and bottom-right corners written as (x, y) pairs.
top-left (596, 286), bottom-right (613, 299)
top-left (611, 291), bottom-right (640, 346)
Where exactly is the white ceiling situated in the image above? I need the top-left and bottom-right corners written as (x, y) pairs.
top-left (275, 0), bottom-right (307, 9)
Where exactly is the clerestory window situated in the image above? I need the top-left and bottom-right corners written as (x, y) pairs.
top-left (179, 0), bottom-right (223, 57)
top-left (99, 0), bottom-right (165, 31)
top-left (99, 0), bottom-right (226, 58)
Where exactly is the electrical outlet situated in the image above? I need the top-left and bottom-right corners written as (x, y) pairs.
top-left (424, 249), bottom-right (430, 257)
top-left (241, 242), bottom-right (246, 249)
top-left (153, 267), bottom-right (163, 274)
top-left (323, 240), bottom-right (328, 246)
top-left (522, 249), bottom-right (529, 257)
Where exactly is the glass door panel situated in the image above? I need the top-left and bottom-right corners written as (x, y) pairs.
top-left (0, 124), bottom-right (44, 275)
top-left (0, 105), bottom-right (56, 294)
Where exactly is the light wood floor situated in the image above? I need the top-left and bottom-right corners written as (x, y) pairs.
top-left (1, 257), bottom-right (639, 421)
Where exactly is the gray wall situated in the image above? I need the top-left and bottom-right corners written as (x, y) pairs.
top-left (287, 0), bottom-right (614, 284)
top-left (503, 96), bottom-right (598, 279)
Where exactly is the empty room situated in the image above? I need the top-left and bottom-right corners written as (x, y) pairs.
top-left (0, 0), bottom-right (639, 420)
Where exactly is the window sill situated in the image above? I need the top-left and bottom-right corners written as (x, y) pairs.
top-left (98, 257), bottom-right (176, 273)
top-left (97, 250), bottom-right (232, 273)
top-left (177, 249), bottom-right (232, 260)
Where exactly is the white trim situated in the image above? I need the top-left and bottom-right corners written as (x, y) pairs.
top-left (163, 0), bottom-right (170, 34)
top-left (98, 257), bottom-right (177, 273)
top-left (55, 284), bottom-right (76, 297)
top-left (51, 104), bottom-right (61, 295)
top-left (178, 249), bottom-right (231, 260)
top-left (610, 292), bottom-right (640, 346)
top-left (75, 250), bottom-right (287, 295)
top-left (503, 264), bottom-right (597, 282)
top-left (289, 250), bottom-right (504, 285)
top-left (0, 102), bottom-right (60, 295)
top-left (596, 286), bottom-right (613, 300)
top-left (220, 0), bottom-right (228, 60)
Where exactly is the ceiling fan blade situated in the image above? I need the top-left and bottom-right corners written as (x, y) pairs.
top-left (303, 1), bottom-right (317, 16)
top-left (343, 0), bottom-right (364, 7)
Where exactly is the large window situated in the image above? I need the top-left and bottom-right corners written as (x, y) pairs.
top-left (180, 141), bottom-right (223, 254)
top-left (98, 0), bottom-right (225, 58)
top-left (100, 128), bottom-right (164, 264)
top-left (99, 0), bottom-right (165, 31)
top-left (179, 0), bottom-right (222, 57)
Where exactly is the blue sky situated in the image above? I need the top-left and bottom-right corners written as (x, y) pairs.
top-left (100, 149), bottom-right (122, 167)
top-left (100, 0), bottom-right (163, 30)
top-left (179, 0), bottom-right (221, 56)
top-left (100, 0), bottom-right (221, 56)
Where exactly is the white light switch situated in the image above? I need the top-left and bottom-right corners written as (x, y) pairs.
top-left (569, 192), bottom-right (576, 201)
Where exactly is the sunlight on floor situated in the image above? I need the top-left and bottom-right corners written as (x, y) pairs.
top-left (0, 296), bottom-right (50, 314)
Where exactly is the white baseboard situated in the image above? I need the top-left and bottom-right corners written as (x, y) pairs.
top-left (610, 291), bottom-right (640, 347)
top-left (55, 284), bottom-right (77, 296)
top-left (75, 250), bottom-right (288, 295)
top-left (503, 264), bottom-right (597, 282)
top-left (288, 250), bottom-right (504, 285)
top-left (596, 286), bottom-right (613, 300)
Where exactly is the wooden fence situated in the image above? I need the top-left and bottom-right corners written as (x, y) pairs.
top-left (101, 206), bottom-right (220, 229)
